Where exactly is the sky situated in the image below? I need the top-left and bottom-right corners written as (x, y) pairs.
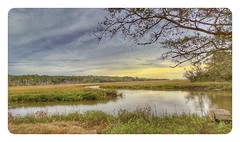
top-left (8, 8), bottom-right (189, 79)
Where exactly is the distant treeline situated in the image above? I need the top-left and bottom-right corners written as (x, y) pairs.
top-left (8, 75), bottom-right (167, 86)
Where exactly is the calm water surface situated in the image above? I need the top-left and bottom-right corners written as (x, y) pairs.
top-left (9, 88), bottom-right (231, 117)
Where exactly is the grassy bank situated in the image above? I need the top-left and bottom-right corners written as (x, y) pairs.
top-left (9, 86), bottom-right (117, 105)
top-left (8, 80), bottom-right (231, 105)
top-left (8, 108), bottom-right (231, 134)
top-left (100, 80), bottom-right (232, 91)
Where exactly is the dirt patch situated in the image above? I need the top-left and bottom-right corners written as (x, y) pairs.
top-left (9, 121), bottom-right (102, 134)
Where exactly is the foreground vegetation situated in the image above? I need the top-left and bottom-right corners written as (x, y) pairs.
top-left (8, 108), bottom-right (231, 134)
top-left (9, 86), bottom-right (117, 106)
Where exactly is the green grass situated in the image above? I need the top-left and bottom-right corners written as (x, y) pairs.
top-left (9, 108), bottom-right (232, 134)
top-left (100, 80), bottom-right (232, 91)
top-left (8, 80), bottom-right (232, 134)
top-left (8, 87), bottom-right (117, 105)
top-left (9, 81), bottom-right (231, 106)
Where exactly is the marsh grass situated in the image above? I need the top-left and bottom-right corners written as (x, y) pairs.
top-left (8, 81), bottom-right (232, 134)
top-left (8, 80), bottom-right (231, 106)
top-left (9, 107), bottom-right (231, 134)
top-left (100, 80), bottom-right (232, 91)
top-left (8, 87), bottom-right (117, 105)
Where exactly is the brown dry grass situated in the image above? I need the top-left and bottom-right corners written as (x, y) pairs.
top-left (8, 121), bottom-right (103, 134)
top-left (8, 83), bottom-right (87, 92)
top-left (8, 80), bottom-right (175, 91)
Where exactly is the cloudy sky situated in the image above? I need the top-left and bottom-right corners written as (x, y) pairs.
top-left (8, 8), bottom-right (189, 79)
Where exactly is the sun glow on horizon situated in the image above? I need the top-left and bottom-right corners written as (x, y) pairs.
top-left (106, 66), bottom-right (191, 79)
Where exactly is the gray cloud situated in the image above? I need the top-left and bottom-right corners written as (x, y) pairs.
top-left (8, 8), bottom-right (183, 78)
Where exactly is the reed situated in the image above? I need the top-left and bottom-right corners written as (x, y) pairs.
top-left (9, 107), bottom-right (231, 134)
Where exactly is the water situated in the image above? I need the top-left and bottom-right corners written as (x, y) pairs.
top-left (9, 88), bottom-right (232, 117)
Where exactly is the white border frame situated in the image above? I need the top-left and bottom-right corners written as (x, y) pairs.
top-left (1, 0), bottom-right (239, 142)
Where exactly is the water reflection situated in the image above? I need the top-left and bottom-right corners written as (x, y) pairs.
top-left (9, 97), bottom-right (119, 108)
top-left (9, 90), bottom-right (231, 117)
top-left (185, 91), bottom-right (232, 112)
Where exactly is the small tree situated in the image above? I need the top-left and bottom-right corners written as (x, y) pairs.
top-left (183, 64), bottom-right (208, 82)
top-left (205, 51), bottom-right (232, 81)
top-left (184, 51), bottom-right (232, 82)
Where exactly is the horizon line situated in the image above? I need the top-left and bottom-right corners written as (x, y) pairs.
top-left (8, 74), bottom-right (186, 80)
